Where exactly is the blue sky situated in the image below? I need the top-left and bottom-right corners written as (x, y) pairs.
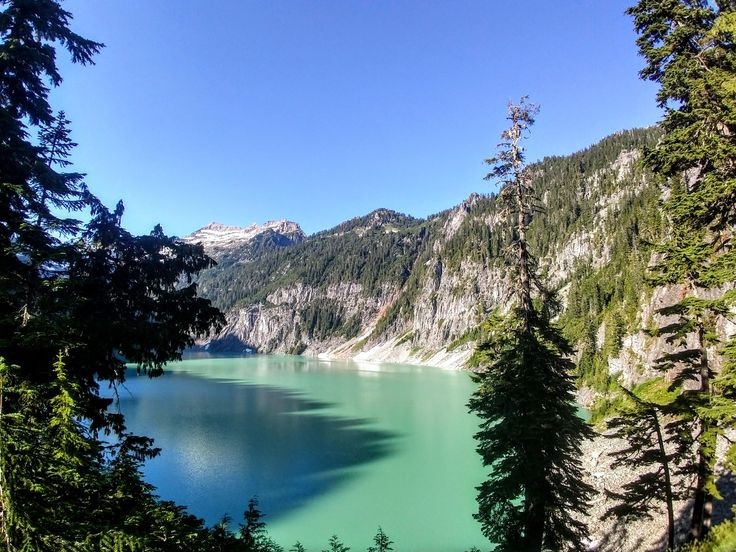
top-left (53, 0), bottom-right (661, 237)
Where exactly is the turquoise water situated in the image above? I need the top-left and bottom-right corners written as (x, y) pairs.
top-left (117, 355), bottom-right (489, 551)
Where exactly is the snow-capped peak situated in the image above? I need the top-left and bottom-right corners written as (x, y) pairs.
top-left (184, 219), bottom-right (304, 249)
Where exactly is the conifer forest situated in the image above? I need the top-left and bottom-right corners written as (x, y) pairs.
top-left (0, 1), bottom-right (735, 551)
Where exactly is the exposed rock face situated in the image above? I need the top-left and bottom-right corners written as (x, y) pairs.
top-left (190, 128), bottom-right (718, 379)
top-left (438, 192), bottom-right (481, 245)
top-left (211, 281), bottom-right (398, 355)
top-left (194, 192), bottom-right (517, 368)
top-left (542, 149), bottom-right (647, 285)
top-left (599, 282), bottom-right (736, 390)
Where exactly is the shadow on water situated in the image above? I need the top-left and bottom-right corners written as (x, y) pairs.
top-left (115, 372), bottom-right (398, 525)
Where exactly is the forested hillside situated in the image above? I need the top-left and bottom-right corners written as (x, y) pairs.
top-left (2, 0), bottom-right (734, 550)
top-left (193, 126), bottom-right (666, 390)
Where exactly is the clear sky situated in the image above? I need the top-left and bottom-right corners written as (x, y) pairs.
top-left (52, 0), bottom-right (662, 237)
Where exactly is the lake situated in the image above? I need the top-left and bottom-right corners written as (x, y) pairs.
top-left (116, 355), bottom-right (489, 551)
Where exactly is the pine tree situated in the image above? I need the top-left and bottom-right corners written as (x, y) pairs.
top-left (240, 497), bottom-right (267, 550)
top-left (0, 1), bottom-right (225, 547)
top-left (34, 111), bottom-right (88, 222)
top-left (322, 535), bottom-right (349, 552)
top-left (209, 514), bottom-right (244, 552)
top-left (0, 0), bottom-right (223, 423)
top-left (0, 357), bottom-right (42, 550)
top-left (238, 497), bottom-right (283, 552)
top-left (468, 98), bottom-right (593, 551)
top-left (366, 527), bottom-right (393, 552)
top-left (627, 0), bottom-right (736, 541)
top-left (0, 0), bottom-right (102, 340)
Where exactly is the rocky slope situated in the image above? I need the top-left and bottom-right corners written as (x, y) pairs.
top-left (188, 128), bottom-right (672, 383)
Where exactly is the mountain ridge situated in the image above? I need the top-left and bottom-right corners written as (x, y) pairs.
top-left (191, 127), bottom-right (680, 393)
top-left (184, 219), bottom-right (305, 252)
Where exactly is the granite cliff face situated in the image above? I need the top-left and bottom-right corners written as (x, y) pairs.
top-left (188, 127), bottom-right (707, 384)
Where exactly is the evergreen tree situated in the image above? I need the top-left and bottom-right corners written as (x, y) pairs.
top-left (0, 357), bottom-right (44, 550)
top-left (366, 527), bottom-right (393, 552)
top-left (34, 110), bottom-right (88, 223)
top-left (209, 514), bottom-right (245, 552)
top-left (0, 0), bottom-right (225, 547)
top-left (322, 535), bottom-right (349, 552)
top-left (0, 0), bottom-right (102, 340)
top-left (468, 98), bottom-right (593, 551)
top-left (0, 0), bottom-right (223, 421)
top-left (240, 497), bottom-right (267, 550)
top-left (628, 0), bottom-right (736, 540)
top-left (238, 497), bottom-right (283, 552)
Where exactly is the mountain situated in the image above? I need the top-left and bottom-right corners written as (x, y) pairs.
top-left (189, 127), bottom-right (671, 392)
top-left (184, 220), bottom-right (305, 260)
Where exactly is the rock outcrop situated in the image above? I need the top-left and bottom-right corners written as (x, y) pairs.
top-left (190, 128), bottom-right (691, 378)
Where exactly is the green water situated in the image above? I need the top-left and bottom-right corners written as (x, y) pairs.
top-left (118, 355), bottom-right (489, 551)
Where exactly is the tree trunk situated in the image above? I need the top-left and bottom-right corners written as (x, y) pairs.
top-left (652, 408), bottom-right (675, 550)
top-left (689, 323), bottom-right (712, 541)
top-left (516, 176), bottom-right (532, 325)
top-left (510, 121), bottom-right (532, 330)
top-left (524, 493), bottom-right (545, 552)
top-left (689, 450), bottom-right (712, 541)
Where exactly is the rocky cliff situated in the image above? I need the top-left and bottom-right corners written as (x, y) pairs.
top-left (189, 127), bottom-right (688, 386)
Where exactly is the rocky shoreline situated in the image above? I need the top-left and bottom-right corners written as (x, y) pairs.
top-left (579, 429), bottom-right (692, 552)
top-left (579, 429), bottom-right (736, 551)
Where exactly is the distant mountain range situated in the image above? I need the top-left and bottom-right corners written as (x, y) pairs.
top-left (186, 127), bottom-right (683, 393)
top-left (184, 220), bottom-right (305, 256)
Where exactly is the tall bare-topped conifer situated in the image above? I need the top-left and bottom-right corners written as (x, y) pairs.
top-left (468, 98), bottom-right (593, 551)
